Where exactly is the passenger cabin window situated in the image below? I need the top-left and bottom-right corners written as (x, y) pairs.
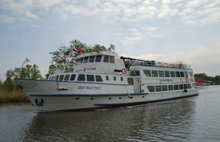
top-left (83, 57), bottom-right (88, 63)
top-left (64, 74), bottom-right (70, 81)
top-left (135, 71), bottom-right (140, 76)
top-left (180, 72), bottom-right (184, 77)
top-left (152, 70), bottom-right (158, 77)
top-left (143, 70), bottom-right (151, 77)
top-left (147, 86), bottom-right (155, 92)
top-left (52, 76), bottom-right (57, 81)
top-left (179, 84), bottom-right (183, 90)
top-left (95, 55), bottom-right (102, 62)
top-left (110, 56), bottom-right (115, 63)
top-left (174, 85), bottom-right (178, 90)
top-left (70, 74), bottom-right (76, 81)
top-left (106, 76), bottom-right (109, 80)
top-left (156, 86), bottom-right (162, 92)
top-left (165, 71), bottom-right (170, 77)
top-left (158, 71), bottom-right (164, 77)
top-left (162, 85), bottom-right (168, 91)
top-left (87, 75), bottom-right (94, 82)
top-left (188, 84), bottom-right (192, 89)
top-left (176, 71), bottom-right (180, 77)
top-left (168, 85), bottom-right (173, 91)
top-left (77, 74), bottom-right (85, 81)
top-left (59, 75), bottom-right (64, 81)
top-left (170, 71), bottom-right (175, 77)
top-left (89, 56), bottom-right (95, 63)
top-left (184, 84), bottom-right (188, 89)
top-left (96, 75), bottom-right (103, 82)
top-left (103, 55), bottom-right (109, 63)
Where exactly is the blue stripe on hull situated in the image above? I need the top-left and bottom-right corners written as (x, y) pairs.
top-left (29, 93), bottom-right (148, 97)
top-left (94, 94), bottom-right (199, 106)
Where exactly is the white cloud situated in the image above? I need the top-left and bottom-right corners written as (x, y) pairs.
top-left (0, 14), bottom-right (15, 23)
top-left (87, 0), bottom-right (100, 7)
top-left (25, 11), bottom-right (39, 20)
top-left (143, 26), bottom-right (159, 32)
top-left (38, 0), bottom-right (62, 11)
top-left (158, 4), bottom-right (178, 18)
top-left (201, 11), bottom-right (220, 24)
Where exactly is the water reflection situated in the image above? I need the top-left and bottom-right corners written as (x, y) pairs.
top-left (21, 98), bottom-right (195, 141)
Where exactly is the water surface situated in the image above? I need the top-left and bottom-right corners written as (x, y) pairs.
top-left (0, 85), bottom-right (220, 141)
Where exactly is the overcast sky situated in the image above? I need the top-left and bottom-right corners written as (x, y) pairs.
top-left (0, 0), bottom-right (220, 81)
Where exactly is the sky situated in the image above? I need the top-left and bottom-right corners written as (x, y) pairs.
top-left (0, 0), bottom-right (220, 81)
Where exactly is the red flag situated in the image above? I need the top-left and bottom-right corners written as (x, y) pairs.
top-left (78, 48), bottom-right (85, 53)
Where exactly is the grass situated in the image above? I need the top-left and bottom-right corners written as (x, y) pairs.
top-left (0, 90), bottom-right (30, 103)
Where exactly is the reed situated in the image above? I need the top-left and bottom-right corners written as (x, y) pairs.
top-left (0, 90), bottom-right (30, 103)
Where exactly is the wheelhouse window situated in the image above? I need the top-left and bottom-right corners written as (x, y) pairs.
top-left (147, 86), bottom-right (155, 92)
top-left (103, 55), bottom-right (109, 63)
top-left (152, 70), bottom-right (158, 77)
top-left (59, 75), bottom-right (64, 81)
top-left (56, 75), bottom-right (59, 81)
top-left (174, 85), bottom-right (178, 90)
top-left (79, 58), bottom-right (83, 64)
top-left (70, 74), bottom-right (76, 81)
top-left (180, 72), bottom-right (184, 77)
top-left (83, 57), bottom-right (88, 63)
top-left (165, 71), bottom-right (170, 77)
top-left (51, 76), bottom-right (57, 81)
top-left (184, 84), bottom-right (188, 89)
top-left (77, 74), bottom-right (85, 81)
top-left (156, 86), bottom-right (162, 92)
top-left (189, 72), bottom-right (193, 77)
top-left (110, 56), bottom-right (115, 63)
top-left (170, 71), bottom-right (175, 77)
top-left (135, 71), bottom-right (140, 76)
top-left (168, 85), bottom-right (173, 91)
top-left (96, 75), bottom-right (103, 82)
top-left (162, 85), bottom-right (168, 91)
top-left (89, 56), bottom-right (95, 63)
top-left (87, 75), bottom-right (94, 82)
top-left (176, 71), bottom-right (180, 77)
top-left (95, 55), bottom-right (102, 62)
top-left (158, 71), bottom-right (164, 77)
top-left (179, 84), bottom-right (183, 90)
top-left (143, 70), bottom-right (151, 77)
top-left (64, 74), bottom-right (70, 81)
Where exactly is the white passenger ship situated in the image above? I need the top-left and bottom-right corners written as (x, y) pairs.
top-left (15, 45), bottom-right (199, 111)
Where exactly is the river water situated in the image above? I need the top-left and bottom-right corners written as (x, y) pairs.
top-left (0, 85), bottom-right (220, 142)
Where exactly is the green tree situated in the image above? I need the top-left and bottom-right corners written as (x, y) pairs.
top-left (3, 70), bottom-right (15, 92)
top-left (0, 79), bottom-right (3, 91)
top-left (31, 64), bottom-right (43, 79)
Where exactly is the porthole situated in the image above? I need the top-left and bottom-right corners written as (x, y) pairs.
top-left (90, 98), bottom-right (94, 100)
top-left (142, 96), bottom-right (144, 98)
top-left (75, 98), bottom-right (79, 100)
top-left (119, 97), bottom-right (121, 99)
top-left (109, 98), bottom-right (111, 100)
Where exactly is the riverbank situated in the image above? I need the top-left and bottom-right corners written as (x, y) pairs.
top-left (0, 91), bottom-right (30, 103)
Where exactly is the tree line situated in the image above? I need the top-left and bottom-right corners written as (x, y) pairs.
top-left (0, 40), bottom-right (107, 92)
top-left (194, 73), bottom-right (220, 85)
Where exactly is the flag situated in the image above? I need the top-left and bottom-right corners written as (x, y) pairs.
top-left (26, 58), bottom-right (31, 63)
top-left (78, 48), bottom-right (85, 53)
top-left (72, 47), bottom-right (80, 54)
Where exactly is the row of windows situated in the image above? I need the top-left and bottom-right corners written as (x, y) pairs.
top-left (49, 74), bottom-right (124, 82)
top-left (75, 55), bottom-right (115, 64)
top-left (147, 84), bottom-right (192, 92)
top-left (143, 70), bottom-right (193, 78)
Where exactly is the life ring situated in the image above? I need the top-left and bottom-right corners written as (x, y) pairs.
top-left (121, 68), bottom-right (126, 74)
